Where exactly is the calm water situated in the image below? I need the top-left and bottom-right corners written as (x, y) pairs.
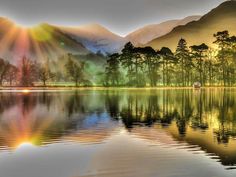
top-left (1, 89), bottom-right (236, 177)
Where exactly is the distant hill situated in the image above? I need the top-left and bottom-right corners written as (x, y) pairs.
top-left (147, 0), bottom-right (236, 51)
top-left (58, 24), bottom-right (127, 55)
top-left (126, 16), bottom-right (201, 45)
top-left (1, 0), bottom-right (235, 64)
top-left (0, 19), bottom-right (90, 64)
top-left (0, 19), bottom-right (128, 64)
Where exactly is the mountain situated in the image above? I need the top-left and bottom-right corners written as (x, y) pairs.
top-left (147, 0), bottom-right (236, 51)
top-left (0, 19), bottom-right (90, 64)
top-left (58, 24), bottom-right (127, 54)
top-left (126, 16), bottom-right (201, 45)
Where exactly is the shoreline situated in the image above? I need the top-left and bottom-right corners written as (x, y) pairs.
top-left (0, 86), bottom-right (236, 91)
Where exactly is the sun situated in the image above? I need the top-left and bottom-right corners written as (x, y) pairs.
top-left (22, 89), bottom-right (30, 93)
top-left (17, 142), bottom-right (34, 149)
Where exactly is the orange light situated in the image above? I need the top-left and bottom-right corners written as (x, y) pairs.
top-left (17, 142), bottom-right (34, 149)
top-left (22, 89), bottom-right (30, 93)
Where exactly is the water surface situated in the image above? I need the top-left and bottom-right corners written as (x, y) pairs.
top-left (0, 88), bottom-right (236, 177)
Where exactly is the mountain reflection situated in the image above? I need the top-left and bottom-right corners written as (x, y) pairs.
top-left (0, 89), bottom-right (236, 168)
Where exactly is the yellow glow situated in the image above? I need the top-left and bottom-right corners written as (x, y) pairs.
top-left (17, 142), bottom-right (34, 149)
top-left (22, 89), bottom-right (30, 93)
top-left (29, 25), bottom-right (53, 42)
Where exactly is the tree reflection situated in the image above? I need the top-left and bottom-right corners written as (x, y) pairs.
top-left (214, 89), bottom-right (236, 144)
top-left (120, 94), bottom-right (160, 129)
top-left (0, 89), bottom-right (236, 166)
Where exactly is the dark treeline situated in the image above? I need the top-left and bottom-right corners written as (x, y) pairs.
top-left (104, 30), bottom-right (236, 87)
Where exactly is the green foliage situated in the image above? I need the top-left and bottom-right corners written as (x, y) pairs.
top-left (158, 47), bottom-right (175, 86)
top-left (65, 54), bottom-right (85, 87)
top-left (1, 30), bottom-right (236, 88)
top-left (175, 38), bottom-right (192, 86)
top-left (213, 31), bottom-right (236, 86)
top-left (104, 30), bottom-right (236, 87)
top-left (190, 43), bottom-right (209, 86)
top-left (105, 53), bottom-right (121, 86)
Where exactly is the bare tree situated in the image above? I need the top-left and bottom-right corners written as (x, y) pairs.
top-left (20, 56), bottom-right (38, 86)
top-left (0, 58), bottom-right (10, 86)
top-left (38, 62), bottom-right (55, 86)
top-left (5, 65), bottom-right (18, 86)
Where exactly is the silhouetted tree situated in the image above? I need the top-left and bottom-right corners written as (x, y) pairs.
top-left (119, 42), bottom-right (135, 85)
top-left (175, 38), bottom-right (192, 86)
top-left (191, 43), bottom-right (209, 86)
top-left (213, 31), bottom-right (235, 86)
top-left (158, 47), bottom-right (175, 86)
top-left (105, 53), bottom-right (121, 86)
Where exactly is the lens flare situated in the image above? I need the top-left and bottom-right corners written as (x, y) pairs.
top-left (22, 89), bottom-right (30, 93)
top-left (17, 142), bottom-right (34, 148)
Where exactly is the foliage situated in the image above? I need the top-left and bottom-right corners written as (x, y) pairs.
top-left (0, 30), bottom-right (236, 87)
top-left (104, 30), bottom-right (236, 87)
top-left (65, 54), bottom-right (85, 87)
top-left (105, 53), bottom-right (121, 86)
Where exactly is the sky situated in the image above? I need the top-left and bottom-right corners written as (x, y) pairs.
top-left (0, 0), bottom-right (226, 36)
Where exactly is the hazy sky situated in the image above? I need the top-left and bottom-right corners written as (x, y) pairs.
top-left (0, 0), bottom-right (226, 36)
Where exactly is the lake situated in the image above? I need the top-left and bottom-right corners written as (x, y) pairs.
top-left (0, 88), bottom-right (236, 177)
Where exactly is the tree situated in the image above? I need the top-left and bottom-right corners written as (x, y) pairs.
top-left (20, 56), bottom-right (38, 86)
top-left (142, 47), bottom-right (160, 87)
top-left (213, 31), bottom-right (233, 86)
top-left (105, 53), bottom-right (121, 86)
top-left (38, 62), bottom-right (55, 86)
top-left (5, 65), bottom-right (18, 86)
top-left (132, 47), bottom-right (149, 86)
top-left (65, 54), bottom-right (84, 87)
top-left (0, 58), bottom-right (11, 86)
top-left (119, 42), bottom-right (135, 85)
top-left (204, 48), bottom-right (217, 86)
top-left (175, 39), bottom-right (192, 86)
top-left (158, 47), bottom-right (175, 86)
top-left (228, 36), bottom-right (236, 85)
top-left (190, 43), bottom-right (209, 86)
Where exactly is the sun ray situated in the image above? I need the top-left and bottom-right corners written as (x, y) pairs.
top-left (0, 25), bottom-right (20, 61)
top-left (12, 27), bottom-right (30, 64)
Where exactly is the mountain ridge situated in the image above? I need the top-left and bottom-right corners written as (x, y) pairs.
top-left (58, 23), bottom-right (127, 54)
top-left (147, 0), bottom-right (236, 50)
top-left (126, 15), bottom-right (201, 45)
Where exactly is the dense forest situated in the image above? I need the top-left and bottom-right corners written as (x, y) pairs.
top-left (0, 30), bottom-right (235, 87)
top-left (104, 30), bottom-right (236, 87)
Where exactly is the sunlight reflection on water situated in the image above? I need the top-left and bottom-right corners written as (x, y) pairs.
top-left (0, 89), bottom-right (235, 177)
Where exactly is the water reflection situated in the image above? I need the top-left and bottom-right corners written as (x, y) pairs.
top-left (0, 89), bottom-right (236, 169)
